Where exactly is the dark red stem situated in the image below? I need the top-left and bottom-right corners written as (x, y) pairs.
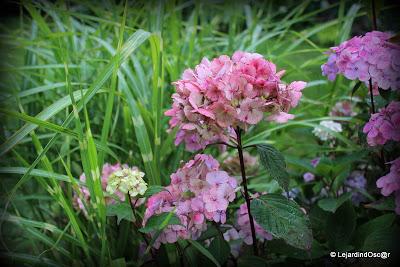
top-left (371, 0), bottom-right (377, 30)
top-left (368, 79), bottom-right (376, 114)
top-left (236, 127), bottom-right (258, 256)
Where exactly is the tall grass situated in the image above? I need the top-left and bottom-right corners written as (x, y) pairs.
top-left (0, 0), bottom-right (395, 266)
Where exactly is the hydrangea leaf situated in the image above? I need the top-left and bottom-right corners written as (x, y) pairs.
top-left (250, 194), bottom-right (313, 250)
top-left (326, 201), bottom-right (356, 249)
top-left (364, 196), bottom-right (395, 211)
top-left (139, 212), bottom-right (181, 234)
top-left (317, 192), bottom-right (353, 213)
top-left (106, 203), bottom-right (134, 225)
top-left (187, 240), bottom-right (221, 267)
top-left (354, 213), bottom-right (396, 249)
top-left (208, 234), bottom-right (230, 265)
top-left (256, 144), bottom-right (289, 191)
top-left (237, 255), bottom-right (266, 267)
top-left (143, 185), bottom-right (166, 197)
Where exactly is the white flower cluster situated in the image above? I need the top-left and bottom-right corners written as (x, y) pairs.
top-left (106, 168), bottom-right (147, 197)
top-left (312, 120), bottom-right (342, 141)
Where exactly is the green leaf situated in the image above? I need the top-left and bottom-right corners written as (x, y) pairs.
top-left (256, 144), bottom-right (289, 191)
top-left (251, 194), bottom-right (313, 250)
top-left (139, 212), bottom-right (180, 233)
top-left (0, 167), bottom-right (81, 185)
top-left (143, 185), bottom-right (166, 197)
top-left (110, 258), bottom-right (126, 267)
top-left (364, 197), bottom-right (395, 211)
top-left (237, 255), bottom-right (266, 267)
top-left (362, 225), bottom-right (399, 252)
top-left (198, 225), bottom-right (220, 241)
top-left (208, 234), bottom-right (230, 265)
top-left (266, 239), bottom-right (326, 260)
top-left (187, 240), bottom-right (221, 267)
top-left (326, 201), bottom-right (356, 250)
top-left (317, 192), bottom-right (352, 212)
top-left (354, 214), bottom-right (396, 249)
top-left (106, 203), bottom-right (134, 225)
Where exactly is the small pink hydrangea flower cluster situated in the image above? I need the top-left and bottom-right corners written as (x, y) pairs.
top-left (363, 101), bottom-right (400, 146)
top-left (376, 158), bottom-right (400, 214)
top-left (165, 51), bottom-right (307, 151)
top-left (303, 157), bottom-right (320, 183)
top-left (322, 31), bottom-right (400, 91)
top-left (74, 163), bottom-right (143, 215)
top-left (329, 100), bottom-right (357, 117)
top-left (143, 154), bottom-right (237, 248)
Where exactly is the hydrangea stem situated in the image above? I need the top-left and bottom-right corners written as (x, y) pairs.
top-left (368, 0), bottom-right (377, 115)
top-left (236, 127), bottom-right (258, 256)
top-left (368, 79), bottom-right (376, 114)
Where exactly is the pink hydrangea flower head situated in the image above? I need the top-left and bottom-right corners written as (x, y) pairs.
top-left (143, 154), bottom-right (238, 247)
top-left (376, 158), bottom-right (400, 215)
top-left (322, 31), bottom-right (400, 91)
top-left (363, 101), bottom-right (400, 146)
top-left (165, 51), bottom-right (307, 151)
top-left (376, 158), bottom-right (400, 197)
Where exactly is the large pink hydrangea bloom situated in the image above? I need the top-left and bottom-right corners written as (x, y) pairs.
top-left (363, 101), bottom-right (400, 146)
top-left (143, 154), bottom-right (237, 248)
top-left (74, 163), bottom-right (143, 215)
top-left (322, 31), bottom-right (400, 91)
top-left (376, 158), bottom-right (400, 214)
top-left (165, 51), bottom-right (307, 151)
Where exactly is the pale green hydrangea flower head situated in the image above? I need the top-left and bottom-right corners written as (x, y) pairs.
top-left (106, 168), bottom-right (147, 197)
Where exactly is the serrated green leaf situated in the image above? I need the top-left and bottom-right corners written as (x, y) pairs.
top-left (143, 185), bottom-right (166, 197)
top-left (139, 212), bottom-right (180, 233)
top-left (256, 144), bottom-right (289, 191)
top-left (106, 203), bottom-right (134, 225)
top-left (251, 194), bottom-right (313, 250)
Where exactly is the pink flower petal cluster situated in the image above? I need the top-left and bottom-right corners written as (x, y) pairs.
top-left (236, 202), bottom-right (272, 245)
top-left (143, 154), bottom-right (237, 248)
top-left (376, 158), bottom-right (400, 214)
top-left (74, 163), bottom-right (143, 214)
top-left (363, 101), bottom-right (400, 146)
top-left (322, 31), bottom-right (400, 91)
top-left (165, 51), bottom-right (307, 151)
top-left (329, 100), bottom-right (357, 117)
top-left (303, 172), bottom-right (315, 182)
